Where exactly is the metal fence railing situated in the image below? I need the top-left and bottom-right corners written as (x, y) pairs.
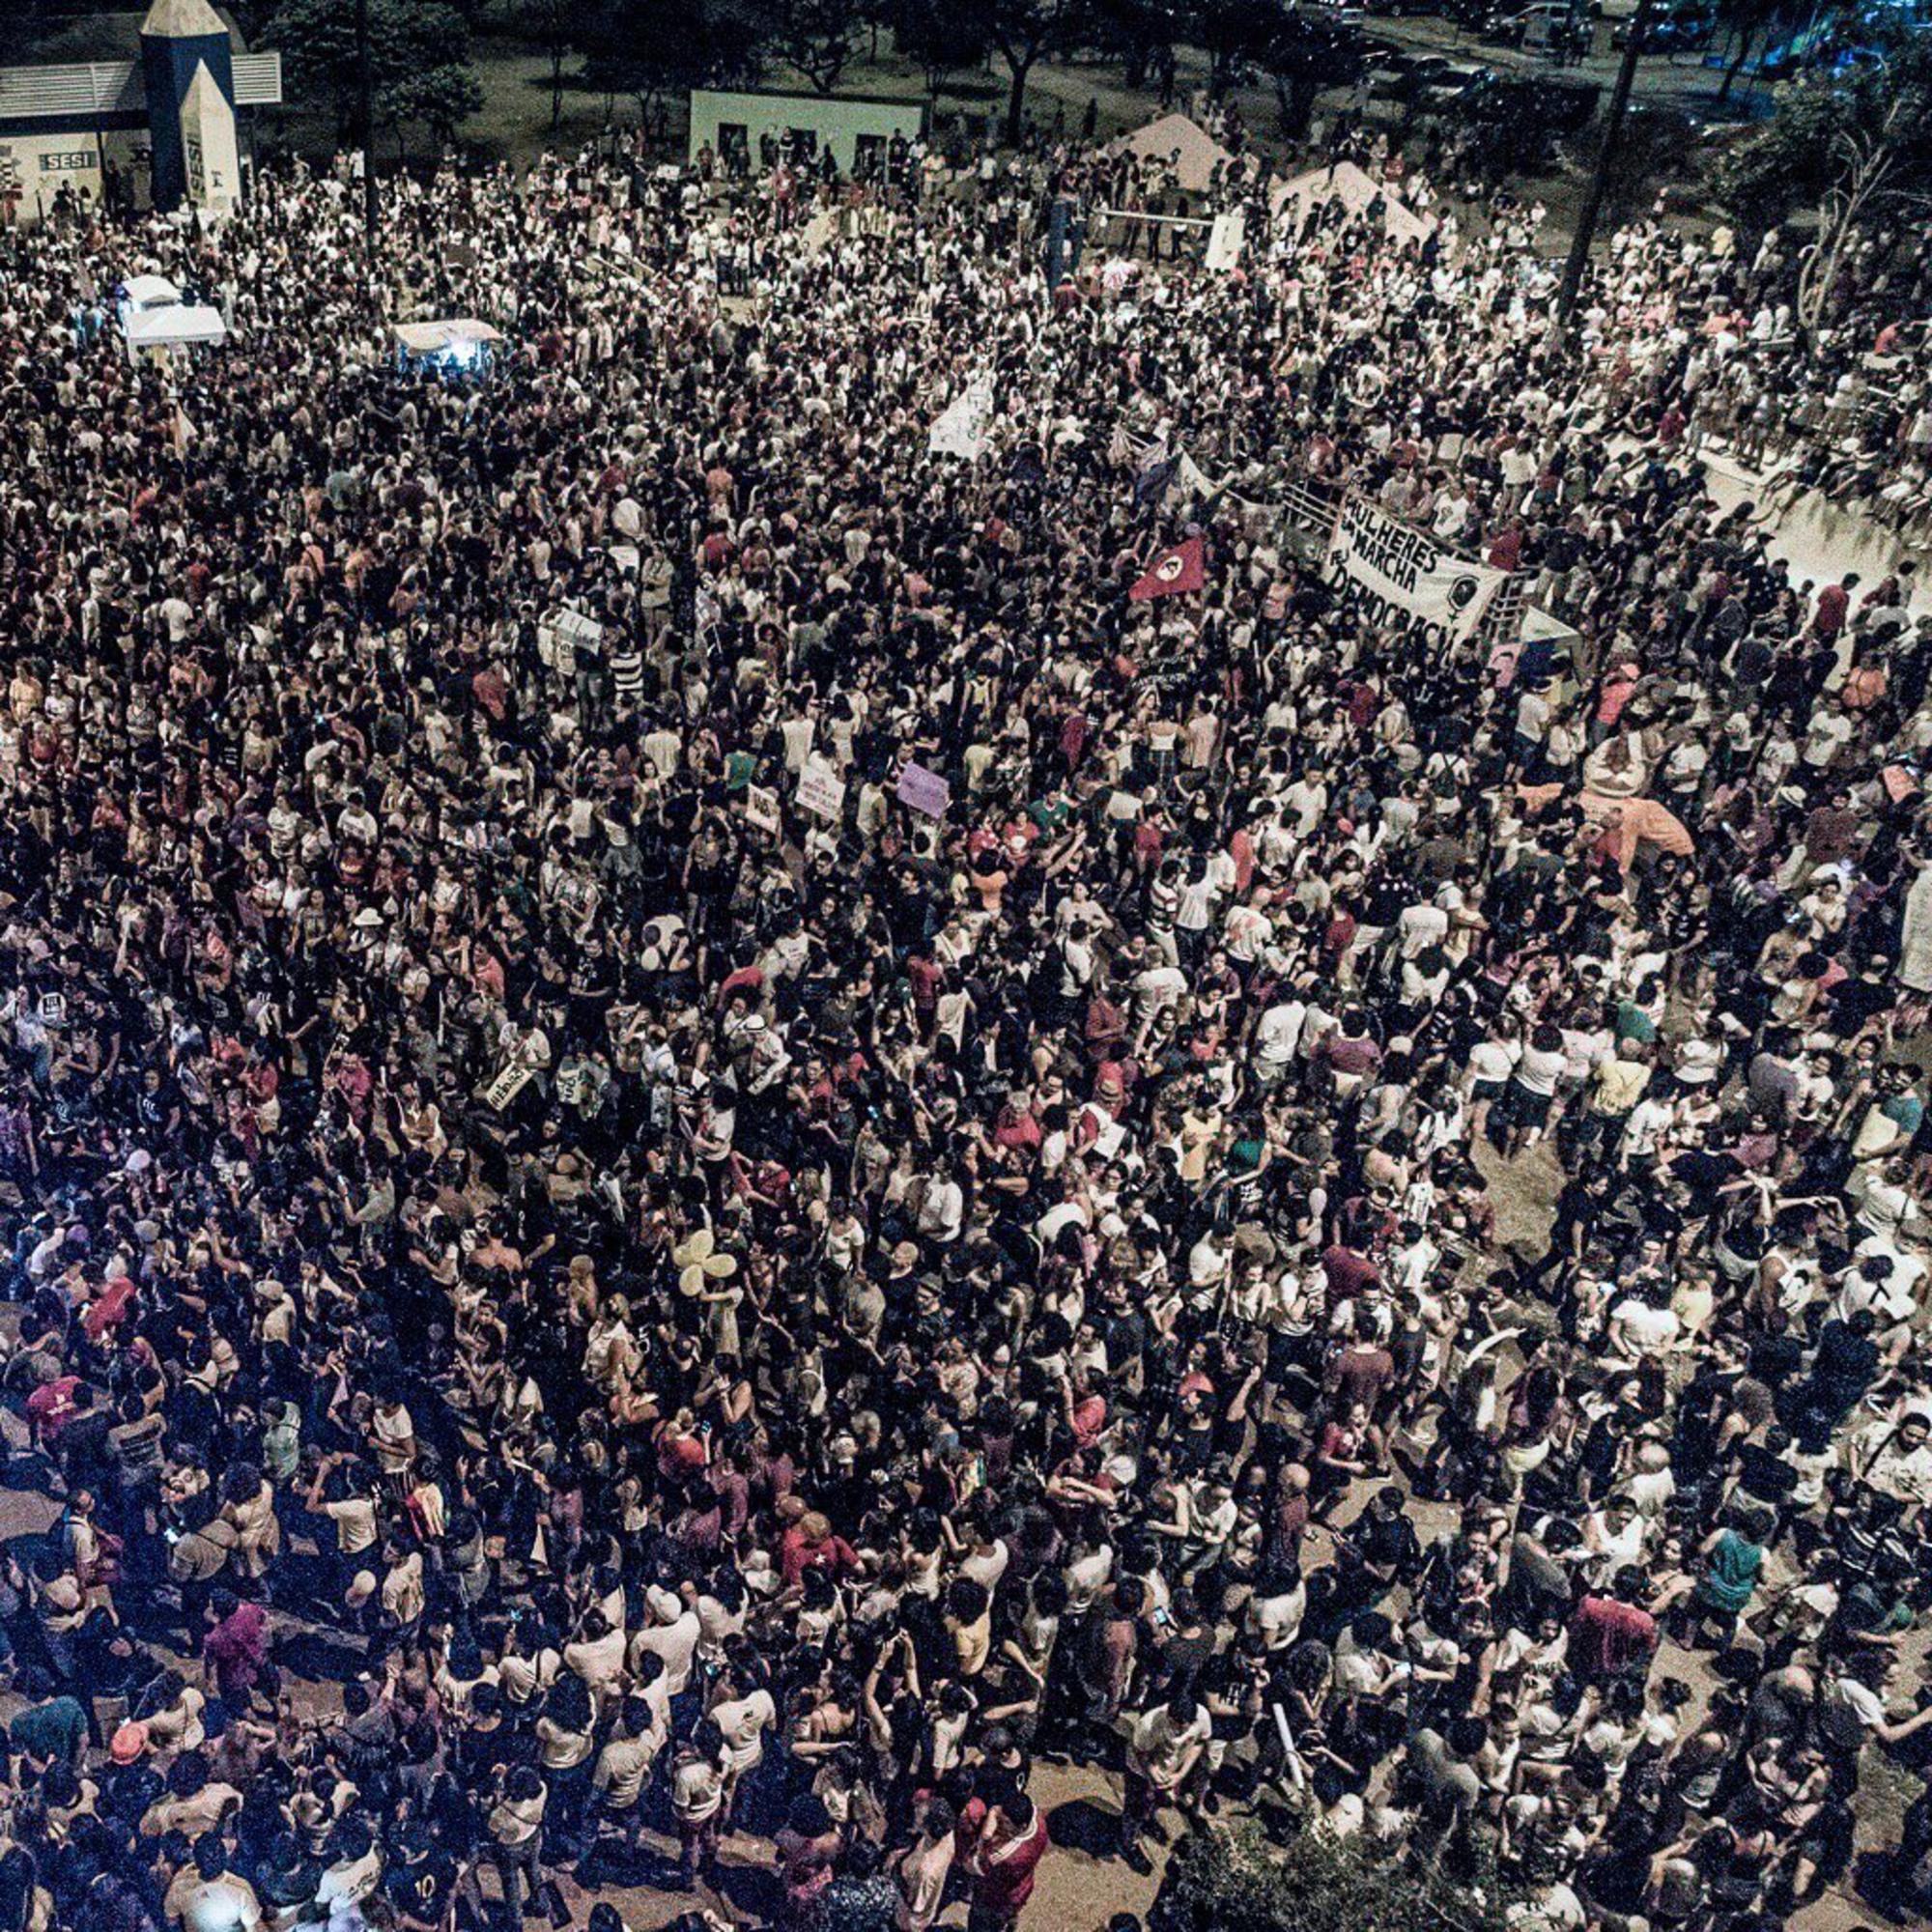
top-left (1273, 472), bottom-right (1526, 653)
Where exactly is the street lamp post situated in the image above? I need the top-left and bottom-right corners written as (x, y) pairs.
top-left (356, 0), bottom-right (378, 245)
top-left (1556, 0), bottom-right (1659, 330)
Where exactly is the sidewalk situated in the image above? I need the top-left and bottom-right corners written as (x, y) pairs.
top-left (1697, 445), bottom-right (1928, 613)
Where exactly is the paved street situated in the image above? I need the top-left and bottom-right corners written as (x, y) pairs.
top-left (1357, 8), bottom-right (1768, 117)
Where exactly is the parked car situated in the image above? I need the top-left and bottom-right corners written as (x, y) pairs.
top-left (1484, 1), bottom-right (1569, 40)
top-left (1366, 50), bottom-right (1478, 99)
top-left (1296, 0), bottom-right (1370, 26)
top-left (1485, 1), bottom-right (1595, 53)
top-left (1416, 57), bottom-right (1492, 106)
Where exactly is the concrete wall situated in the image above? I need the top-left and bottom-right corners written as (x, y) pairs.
top-left (688, 87), bottom-right (926, 174)
top-left (0, 128), bottom-right (151, 222)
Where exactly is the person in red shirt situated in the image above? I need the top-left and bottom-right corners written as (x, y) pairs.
top-left (1061, 1368), bottom-right (1108, 1450)
top-left (1813, 573), bottom-right (1858, 642)
top-left (81, 1275), bottom-right (136, 1345)
top-left (1325, 1310), bottom-right (1396, 1421)
top-left (779, 1510), bottom-right (860, 1591)
top-left (959, 1776), bottom-right (1050, 1932)
top-left (26, 1374), bottom-right (81, 1448)
top-left (1321, 1243), bottom-right (1383, 1305)
top-left (1569, 1569), bottom-right (1660, 1686)
top-left (203, 1590), bottom-right (271, 1706)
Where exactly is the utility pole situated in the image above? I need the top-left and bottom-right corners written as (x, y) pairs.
top-left (355, 0), bottom-right (378, 245)
top-left (1557, 0), bottom-right (1657, 330)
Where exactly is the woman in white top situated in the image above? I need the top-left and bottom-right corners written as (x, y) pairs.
top-left (709, 1669), bottom-right (778, 1807)
top-left (1500, 1023), bottom-right (1569, 1157)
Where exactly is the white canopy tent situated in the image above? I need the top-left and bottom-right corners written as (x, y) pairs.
top-left (121, 274), bottom-right (184, 311)
top-left (1107, 113), bottom-right (1235, 195)
top-left (1272, 160), bottom-right (1436, 249)
top-left (124, 303), bottom-right (228, 348)
top-left (391, 318), bottom-right (505, 355)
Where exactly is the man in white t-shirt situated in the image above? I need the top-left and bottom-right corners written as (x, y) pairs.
top-left (1396, 896), bottom-right (1450, 959)
top-left (628, 1586), bottom-right (702, 1697)
top-left (1122, 1690), bottom-right (1211, 1868)
top-left (1253, 993), bottom-right (1310, 1085)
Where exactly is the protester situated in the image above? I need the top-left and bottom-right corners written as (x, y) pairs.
top-left (0, 86), bottom-right (1928, 1932)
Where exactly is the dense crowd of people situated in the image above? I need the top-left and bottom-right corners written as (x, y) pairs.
top-left (0, 93), bottom-right (1930, 1932)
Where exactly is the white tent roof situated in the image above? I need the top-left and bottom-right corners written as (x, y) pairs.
top-left (122, 274), bottom-right (183, 310)
top-left (125, 303), bottom-right (226, 346)
top-left (391, 318), bottom-right (505, 354)
top-left (1109, 113), bottom-right (1235, 195)
top-left (1522, 605), bottom-right (1579, 645)
top-left (1273, 160), bottom-right (1435, 248)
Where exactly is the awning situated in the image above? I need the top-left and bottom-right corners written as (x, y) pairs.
top-left (1107, 113), bottom-right (1235, 195)
top-left (1273, 160), bottom-right (1436, 248)
top-left (125, 303), bottom-right (226, 347)
top-left (391, 318), bottom-right (505, 354)
top-left (121, 274), bottom-right (183, 310)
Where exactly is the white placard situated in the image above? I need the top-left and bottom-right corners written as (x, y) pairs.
top-left (1324, 494), bottom-right (1506, 640)
top-left (795, 754), bottom-right (847, 820)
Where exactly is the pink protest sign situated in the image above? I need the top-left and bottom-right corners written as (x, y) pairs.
top-left (896, 762), bottom-right (951, 818)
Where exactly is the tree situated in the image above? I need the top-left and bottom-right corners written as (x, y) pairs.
top-left (1717, 20), bottom-right (1932, 349)
top-left (578, 0), bottom-right (765, 130)
top-left (1091, 0), bottom-right (1176, 90)
top-left (1719, 19), bottom-right (1932, 225)
top-left (1711, 0), bottom-right (1782, 103)
top-left (763, 0), bottom-right (864, 93)
top-left (1258, 9), bottom-right (1363, 140)
top-left (515, 0), bottom-right (581, 129)
top-left (971, 0), bottom-right (1089, 145)
top-left (380, 60), bottom-right (485, 157)
top-left (1794, 88), bottom-right (1932, 349)
top-left (1191, 0), bottom-right (1281, 99)
top-left (896, 0), bottom-right (995, 94)
top-left (269, 0), bottom-right (482, 155)
top-left (1151, 1820), bottom-right (1512, 1932)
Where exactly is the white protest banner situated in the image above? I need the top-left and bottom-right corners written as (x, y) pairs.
top-left (1205, 210), bottom-right (1245, 273)
top-left (744, 783), bottom-right (781, 833)
top-left (1175, 451), bottom-right (1217, 506)
top-left (1324, 494), bottom-right (1506, 641)
top-left (795, 754), bottom-right (847, 820)
top-left (554, 607), bottom-right (603, 650)
top-left (538, 605), bottom-right (604, 669)
top-left (484, 1062), bottom-right (536, 1111)
top-left (928, 376), bottom-right (995, 460)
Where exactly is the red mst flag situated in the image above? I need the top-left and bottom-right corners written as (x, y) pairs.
top-left (1128, 536), bottom-right (1206, 601)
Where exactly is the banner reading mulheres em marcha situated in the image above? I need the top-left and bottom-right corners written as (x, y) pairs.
top-left (1324, 494), bottom-right (1507, 641)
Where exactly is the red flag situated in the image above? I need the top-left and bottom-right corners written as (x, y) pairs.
top-left (1129, 536), bottom-right (1206, 601)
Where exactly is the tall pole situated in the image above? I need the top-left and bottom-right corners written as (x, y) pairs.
top-left (1557, 0), bottom-right (1657, 330)
top-left (355, 0), bottom-right (378, 244)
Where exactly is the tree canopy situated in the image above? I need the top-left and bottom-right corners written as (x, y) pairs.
top-left (1717, 19), bottom-right (1932, 231)
top-left (268, 0), bottom-right (483, 155)
top-left (1152, 1819), bottom-right (1511, 1932)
